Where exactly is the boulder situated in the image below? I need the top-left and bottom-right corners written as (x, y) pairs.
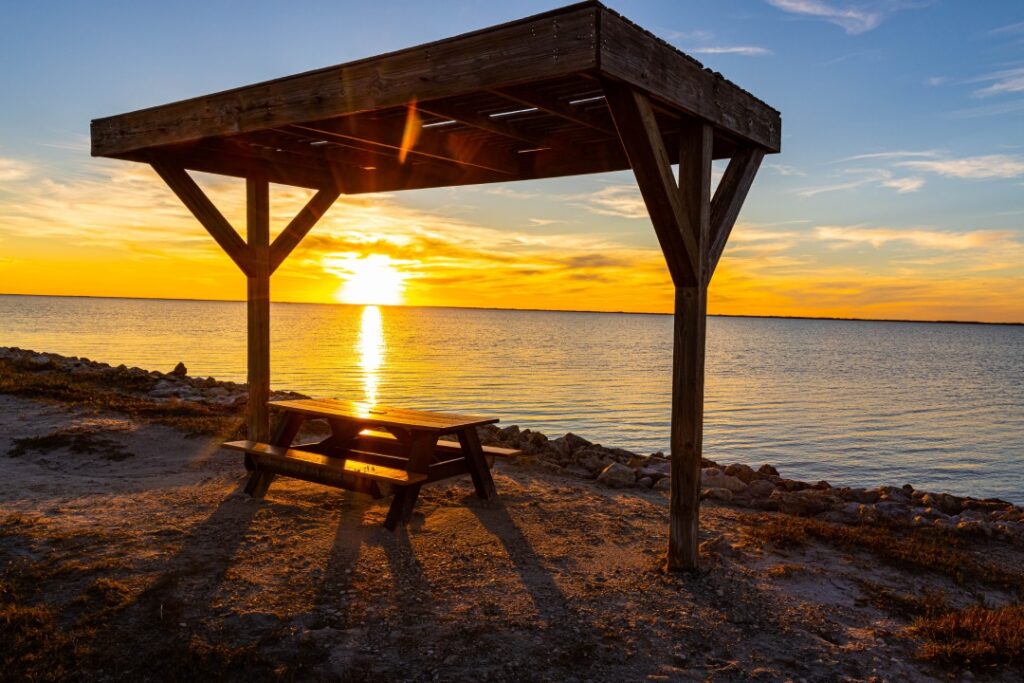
top-left (170, 361), bottom-right (188, 377)
top-left (757, 464), bottom-right (780, 477)
top-left (769, 490), bottom-right (832, 517)
top-left (701, 469), bottom-right (747, 493)
top-left (637, 476), bottom-right (654, 489)
top-left (29, 354), bottom-right (52, 368)
top-left (653, 478), bottom-right (671, 492)
top-left (746, 479), bottom-right (776, 498)
top-left (597, 462), bottom-right (635, 488)
top-left (702, 487), bottom-right (733, 503)
top-left (724, 463), bottom-right (758, 483)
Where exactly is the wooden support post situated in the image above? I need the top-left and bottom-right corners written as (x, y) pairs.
top-left (247, 177), bottom-right (271, 442)
top-left (667, 122), bottom-right (713, 572)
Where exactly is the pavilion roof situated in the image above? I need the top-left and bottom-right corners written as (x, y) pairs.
top-left (91, 1), bottom-right (780, 194)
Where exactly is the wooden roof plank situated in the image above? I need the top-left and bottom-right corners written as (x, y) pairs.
top-left (91, 4), bottom-right (600, 157)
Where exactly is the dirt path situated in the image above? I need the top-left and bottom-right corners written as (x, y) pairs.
top-left (1, 394), bottom-right (1019, 682)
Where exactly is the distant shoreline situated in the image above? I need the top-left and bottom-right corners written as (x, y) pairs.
top-left (1, 291), bottom-right (1021, 327)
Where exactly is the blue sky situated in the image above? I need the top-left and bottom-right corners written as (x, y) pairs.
top-left (0, 1), bottom-right (1022, 321)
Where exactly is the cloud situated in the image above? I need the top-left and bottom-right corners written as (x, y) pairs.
top-left (880, 176), bottom-right (925, 193)
top-left (948, 99), bottom-right (1024, 119)
top-left (0, 157), bottom-right (34, 182)
top-left (971, 66), bottom-right (1024, 98)
top-left (689, 46), bottom-right (772, 56)
top-left (839, 150), bottom-right (941, 161)
top-left (765, 0), bottom-right (883, 34)
top-left (768, 163), bottom-right (806, 176)
top-left (925, 76), bottom-right (946, 87)
top-left (815, 225), bottom-right (1017, 250)
top-left (989, 21), bottom-right (1024, 36)
top-left (897, 154), bottom-right (1024, 179)
top-left (577, 185), bottom-right (648, 219)
top-left (796, 168), bottom-right (925, 196)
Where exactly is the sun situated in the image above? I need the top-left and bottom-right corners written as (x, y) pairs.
top-left (329, 254), bottom-right (406, 305)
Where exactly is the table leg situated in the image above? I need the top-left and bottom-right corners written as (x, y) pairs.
top-left (244, 411), bottom-right (304, 498)
top-left (457, 427), bottom-right (498, 501)
top-left (384, 431), bottom-right (438, 530)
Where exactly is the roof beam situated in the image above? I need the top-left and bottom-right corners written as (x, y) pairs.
top-left (417, 102), bottom-right (548, 147)
top-left (490, 86), bottom-right (616, 137)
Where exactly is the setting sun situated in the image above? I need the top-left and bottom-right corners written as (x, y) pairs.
top-left (326, 254), bottom-right (407, 305)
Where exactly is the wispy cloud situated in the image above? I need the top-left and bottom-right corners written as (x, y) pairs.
top-left (768, 163), bottom-right (806, 176)
top-left (766, 0), bottom-right (882, 34)
top-left (689, 46), bottom-right (772, 56)
top-left (0, 157), bottom-right (34, 182)
top-left (796, 168), bottom-right (925, 196)
top-left (989, 21), bottom-right (1024, 36)
top-left (971, 66), bottom-right (1024, 98)
top-left (839, 150), bottom-right (941, 162)
top-left (576, 185), bottom-right (648, 220)
top-left (897, 154), bottom-right (1024, 179)
top-left (816, 225), bottom-right (1018, 250)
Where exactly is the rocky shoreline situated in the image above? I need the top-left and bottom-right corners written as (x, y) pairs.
top-left (4, 345), bottom-right (1022, 544)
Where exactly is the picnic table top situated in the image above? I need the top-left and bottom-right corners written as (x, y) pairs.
top-left (269, 398), bottom-right (499, 433)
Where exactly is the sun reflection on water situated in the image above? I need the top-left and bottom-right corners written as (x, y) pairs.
top-left (356, 305), bottom-right (385, 414)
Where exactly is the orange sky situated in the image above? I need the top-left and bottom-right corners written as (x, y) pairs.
top-left (0, 161), bottom-right (1021, 323)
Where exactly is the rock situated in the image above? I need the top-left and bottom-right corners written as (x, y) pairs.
top-left (746, 479), bottom-right (776, 498)
top-left (846, 488), bottom-right (880, 504)
top-left (702, 487), bottom-right (733, 502)
top-left (29, 354), bottom-right (52, 367)
top-left (639, 459), bottom-right (671, 480)
top-left (550, 432), bottom-right (592, 457)
top-left (757, 464), bottom-right (779, 477)
top-left (653, 478), bottom-right (671, 491)
top-left (701, 469), bottom-right (747, 493)
top-left (596, 462), bottom-right (635, 488)
top-left (724, 463), bottom-right (758, 483)
top-left (769, 490), bottom-right (832, 516)
top-left (170, 361), bottom-right (188, 377)
top-left (811, 480), bottom-right (832, 490)
top-left (637, 476), bottom-right (654, 489)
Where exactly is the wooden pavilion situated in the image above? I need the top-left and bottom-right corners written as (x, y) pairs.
top-left (91, 1), bottom-right (780, 570)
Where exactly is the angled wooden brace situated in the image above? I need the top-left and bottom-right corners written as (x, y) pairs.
top-left (705, 147), bottom-right (765, 284)
top-left (269, 188), bottom-right (341, 274)
top-left (151, 163), bottom-right (255, 276)
top-left (603, 79), bottom-right (704, 287)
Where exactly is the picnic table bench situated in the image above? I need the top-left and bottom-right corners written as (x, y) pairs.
top-left (223, 398), bottom-right (518, 528)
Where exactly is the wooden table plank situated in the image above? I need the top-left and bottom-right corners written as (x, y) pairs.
top-left (269, 398), bottom-right (499, 432)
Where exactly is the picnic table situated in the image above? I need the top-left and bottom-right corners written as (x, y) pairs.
top-left (223, 398), bottom-right (519, 528)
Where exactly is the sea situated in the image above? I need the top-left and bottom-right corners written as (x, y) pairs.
top-left (1, 294), bottom-right (1021, 503)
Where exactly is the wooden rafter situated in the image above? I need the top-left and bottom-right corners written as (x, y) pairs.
top-left (491, 86), bottom-right (616, 137)
top-left (417, 102), bottom-right (549, 147)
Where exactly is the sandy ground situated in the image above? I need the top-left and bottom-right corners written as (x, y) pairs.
top-left (1, 393), bottom-right (1019, 682)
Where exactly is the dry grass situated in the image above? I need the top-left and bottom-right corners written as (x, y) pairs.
top-left (8, 427), bottom-right (135, 461)
top-left (912, 604), bottom-right (1024, 669)
top-left (741, 513), bottom-right (1024, 591)
top-left (0, 358), bottom-right (243, 437)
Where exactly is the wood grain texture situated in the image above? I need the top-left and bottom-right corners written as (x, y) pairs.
top-left (604, 81), bottom-right (699, 286)
top-left (668, 284), bottom-right (707, 571)
top-left (597, 7), bottom-right (781, 152)
top-left (707, 147), bottom-right (765, 282)
top-left (269, 398), bottom-right (499, 432)
top-left (246, 178), bottom-right (271, 443)
top-left (268, 188), bottom-right (340, 273)
top-left (91, 5), bottom-right (599, 156)
top-left (150, 163), bottom-right (253, 275)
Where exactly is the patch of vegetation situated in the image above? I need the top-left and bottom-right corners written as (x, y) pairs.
top-left (740, 513), bottom-right (1024, 591)
top-left (912, 604), bottom-right (1024, 669)
top-left (8, 427), bottom-right (135, 461)
top-left (856, 580), bottom-right (949, 620)
top-left (0, 358), bottom-right (244, 437)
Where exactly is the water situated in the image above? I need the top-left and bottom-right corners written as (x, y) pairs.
top-left (2, 294), bottom-right (1022, 502)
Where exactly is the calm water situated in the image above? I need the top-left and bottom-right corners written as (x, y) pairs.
top-left (2, 294), bottom-right (1022, 502)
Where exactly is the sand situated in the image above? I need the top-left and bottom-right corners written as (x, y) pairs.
top-left (1, 392), bottom-right (1021, 682)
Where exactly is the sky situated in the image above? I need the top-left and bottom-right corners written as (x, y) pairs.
top-left (0, 0), bottom-right (1022, 323)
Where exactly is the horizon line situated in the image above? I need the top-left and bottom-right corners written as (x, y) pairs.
top-left (1, 291), bottom-right (1021, 327)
